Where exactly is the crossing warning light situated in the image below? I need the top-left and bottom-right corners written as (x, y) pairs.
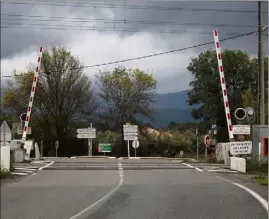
top-left (262, 137), bottom-right (268, 157)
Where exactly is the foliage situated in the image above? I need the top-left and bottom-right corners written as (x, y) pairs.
top-left (95, 66), bottom-right (157, 128)
top-left (2, 46), bottom-right (97, 146)
top-left (187, 49), bottom-right (268, 141)
top-left (95, 66), bottom-right (157, 156)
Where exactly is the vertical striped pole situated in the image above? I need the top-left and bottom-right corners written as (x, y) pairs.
top-left (21, 47), bottom-right (43, 143)
top-left (213, 30), bottom-right (234, 141)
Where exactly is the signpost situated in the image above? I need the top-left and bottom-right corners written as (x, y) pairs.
top-left (132, 138), bottom-right (140, 157)
top-left (232, 125), bottom-right (251, 135)
top-left (229, 141), bottom-right (252, 155)
top-left (55, 140), bottom-right (59, 157)
top-left (204, 135), bottom-right (209, 162)
top-left (77, 124), bottom-right (96, 156)
top-left (98, 143), bottom-right (112, 155)
top-left (0, 121), bottom-right (12, 144)
top-left (123, 124), bottom-right (138, 158)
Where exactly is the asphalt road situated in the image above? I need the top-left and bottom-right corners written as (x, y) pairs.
top-left (1, 158), bottom-right (268, 219)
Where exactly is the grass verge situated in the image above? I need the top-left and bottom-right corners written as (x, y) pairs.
top-left (252, 175), bottom-right (268, 186)
top-left (0, 170), bottom-right (11, 180)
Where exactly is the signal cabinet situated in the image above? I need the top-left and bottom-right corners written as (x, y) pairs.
top-left (252, 125), bottom-right (268, 160)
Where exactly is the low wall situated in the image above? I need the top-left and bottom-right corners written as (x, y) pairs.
top-left (230, 157), bottom-right (246, 173)
top-left (1, 145), bottom-right (10, 172)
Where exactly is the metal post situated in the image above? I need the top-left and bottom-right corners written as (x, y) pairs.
top-left (196, 128), bottom-right (199, 161)
top-left (41, 140), bottom-right (43, 158)
top-left (258, 1), bottom-right (265, 125)
top-left (205, 147), bottom-right (208, 163)
top-left (135, 144), bottom-right (137, 157)
top-left (89, 123), bottom-right (93, 156)
top-left (127, 140), bottom-right (130, 158)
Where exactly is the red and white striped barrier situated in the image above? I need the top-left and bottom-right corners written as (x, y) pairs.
top-left (213, 30), bottom-right (234, 141)
top-left (22, 47), bottom-right (43, 143)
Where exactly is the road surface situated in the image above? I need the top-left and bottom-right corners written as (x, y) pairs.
top-left (1, 158), bottom-right (268, 219)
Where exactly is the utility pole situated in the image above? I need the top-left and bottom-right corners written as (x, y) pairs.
top-left (258, 1), bottom-right (265, 125)
top-left (196, 127), bottom-right (199, 161)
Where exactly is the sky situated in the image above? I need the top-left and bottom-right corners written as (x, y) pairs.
top-left (1, 0), bottom-right (268, 93)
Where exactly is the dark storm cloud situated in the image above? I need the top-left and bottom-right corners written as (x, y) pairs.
top-left (1, 1), bottom-right (268, 59)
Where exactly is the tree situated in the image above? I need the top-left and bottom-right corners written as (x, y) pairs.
top-left (187, 49), bottom-right (268, 141)
top-left (95, 66), bottom-right (157, 156)
top-left (2, 46), bottom-right (97, 155)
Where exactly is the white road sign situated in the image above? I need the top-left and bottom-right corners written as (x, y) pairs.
top-left (132, 139), bottom-right (140, 148)
top-left (123, 124), bottom-right (138, 141)
top-left (77, 128), bottom-right (96, 134)
top-left (124, 132), bottom-right (138, 136)
top-left (124, 136), bottom-right (137, 141)
top-left (229, 141), bottom-right (252, 155)
top-left (0, 121), bottom-right (12, 142)
top-left (77, 133), bottom-right (96, 139)
top-left (232, 125), bottom-right (250, 135)
top-left (123, 125), bottom-right (138, 132)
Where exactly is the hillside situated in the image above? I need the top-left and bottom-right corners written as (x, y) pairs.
top-left (1, 88), bottom-right (197, 127)
top-left (154, 90), bottom-right (191, 110)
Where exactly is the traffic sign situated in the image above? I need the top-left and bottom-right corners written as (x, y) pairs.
top-left (77, 127), bottom-right (96, 138)
top-left (132, 139), bottom-right (140, 148)
top-left (98, 143), bottom-right (112, 153)
top-left (55, 140), bottom-right (59, 149)
top-left (123, 124), bottom-right (138, 141)
top-left (0, 121), bottom-right (12, 142)
top-left (232, 125), bottom-right (250, 135)
top-left (77, 128), bottom-right (96, 134)
top-left (204, 135), bottom-right (209, 147)
top-left (124, 132), bottom-right (138, 136)
top-left (124, 136), bottom-right (137, 141)
top-left (229, 141), bottom-right (252, 155)
top-left (77, 133), bottom-right (96, 139)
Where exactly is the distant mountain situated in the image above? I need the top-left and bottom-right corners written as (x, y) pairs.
top-left (154, 90), bottom-right (191, 110)
top-left (1, 87), bottom-right (197, 127)
top-left (142, 108), bottom-right (195, 128)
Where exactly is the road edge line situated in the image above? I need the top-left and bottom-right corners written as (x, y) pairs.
top-left (216, 176), bottom-right (268, 211)
top-left (69, 162), bottom-right (124, 219)
top-left (38, 161), bottom-right (55, 171)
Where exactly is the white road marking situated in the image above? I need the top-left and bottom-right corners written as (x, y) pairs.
top-left (13, 169), bottom-right (34, 173)
top-left (11, 172), bottom-right (28, 176)
top-left (182, 163), bottom-right (204, 172)
top-left (69, 162), bottom-right (124, 219)
top-left (14, 167), bottom-right (36, 171)
top-left (208, 169), bottom-right (238, 173)
top-left (38, 161), bottom-right (55, 170)
top-left (216, 176), bottom-right (268, 211)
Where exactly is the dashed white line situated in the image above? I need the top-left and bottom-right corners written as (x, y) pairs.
top-left (216, 176), bottom-right (268, 211)
top-left (182, 163), bottom-right (204, 172)
top-left (69, 162), bottom-right (124, 219)
top-left (38, 161), bottom-right (55, 170)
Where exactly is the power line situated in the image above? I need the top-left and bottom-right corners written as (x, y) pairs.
top-left (0, 14), bottom-right (262, 28)
top-left (0, 23), bottom-right (250, 35)
top-left (2, 1), bottom-right (268, 13)
top-left (1, 30), bottom-right (258, 78)
top-left (73, 31), bottom-right (258, 69)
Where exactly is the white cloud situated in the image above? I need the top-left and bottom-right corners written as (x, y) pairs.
top-left (1, 6), bottom-right (200, 93)
top-left (1, 30), bottom-right (197, 93)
